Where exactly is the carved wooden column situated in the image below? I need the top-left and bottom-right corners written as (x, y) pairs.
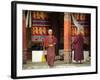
top-left (64, 13), bottom-right (71, 63)
top-left (23, 11), bottom-right (27, 64)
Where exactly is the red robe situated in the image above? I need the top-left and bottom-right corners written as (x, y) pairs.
top-left (73, 34), bottom-right (84, 61)
top-left (43, 35), bottom-right (57, 67)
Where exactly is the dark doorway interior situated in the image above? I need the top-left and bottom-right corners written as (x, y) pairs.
top-left (25, 11), bottom-right (64, 61)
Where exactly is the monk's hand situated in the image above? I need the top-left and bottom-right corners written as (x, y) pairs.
top-left (49, 44), bottom-right (53, 47)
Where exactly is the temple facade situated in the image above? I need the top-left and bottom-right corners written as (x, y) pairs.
top-left (22, 11), bottom-right (90, 64)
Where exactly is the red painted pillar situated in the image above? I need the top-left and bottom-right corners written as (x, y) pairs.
top-left (23, 11), bottom-right (27, 64)
top-left (64, 13), bottom-right (71, 63)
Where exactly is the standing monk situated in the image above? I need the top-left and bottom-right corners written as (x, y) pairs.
top-left (73, 30), bottom-right (84, 64)
top-left (43, 29), bottom-right (57, 68)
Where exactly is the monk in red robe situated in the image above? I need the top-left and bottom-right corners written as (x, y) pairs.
top-left (43, 29), bottom-right (57, 68)
top-left (73, 30), bottom-right (84, 64)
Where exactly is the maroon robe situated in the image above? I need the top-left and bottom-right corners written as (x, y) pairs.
top-left (43, 35), bottom-right (57, 67)
top-left (73, 34), bottom-right (84, 61)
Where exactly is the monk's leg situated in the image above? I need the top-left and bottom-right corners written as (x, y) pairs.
top-left (47, 47), bottom-right (55, 68)
top-left (49, 56), bottom-right (55, 67)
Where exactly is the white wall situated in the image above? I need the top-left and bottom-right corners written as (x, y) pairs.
top-left (0, 0), bottom-right (99, 80)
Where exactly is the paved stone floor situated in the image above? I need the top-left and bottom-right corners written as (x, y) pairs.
top-left (23, 60), bottom-right (91, 70)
